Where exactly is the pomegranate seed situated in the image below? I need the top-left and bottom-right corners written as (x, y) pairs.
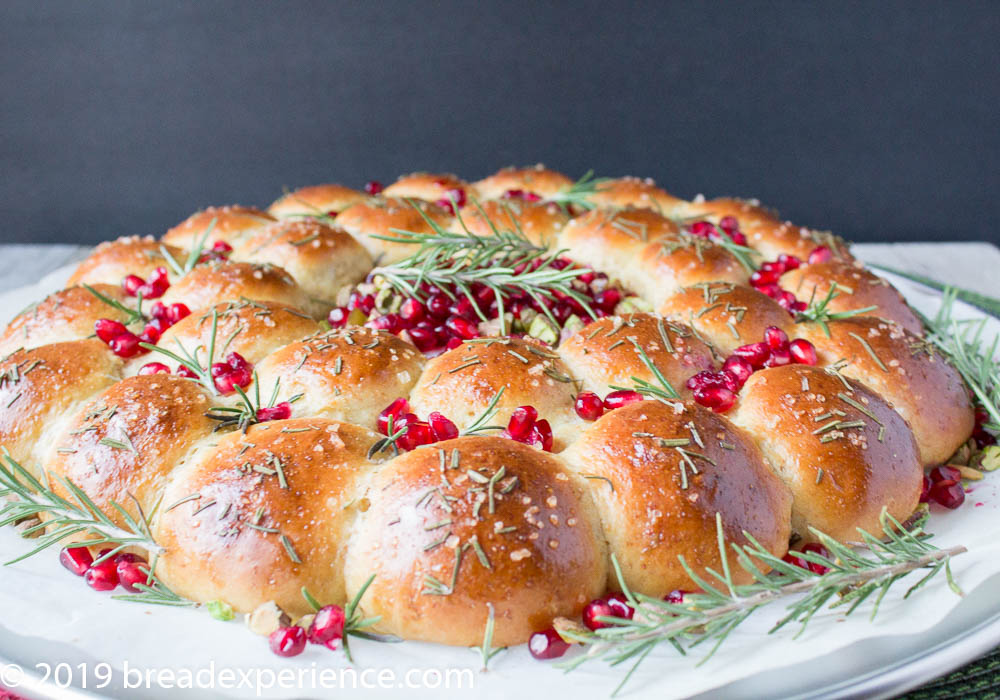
top-left (308, 605), bottom-right (346, 645)
top-left (370, 313), bottom-right (401, 334)
top-left (449, 297), bottom-right (477, 320)
top-left (930, 465), bottom-right (962, 483)
top-left (808, 246), bottom-right (833, 265)
top-left (594, 288), bottom-right (622, 314)
top-left (227, 352), bottom-right (251, 372)
top-left (756, 283), bottom-right (781, 298)
top-left (529, 627), bottom-right (570, 660)
top-left (84, 556), bottom-right (120, 591)
top-left (212, 240), bottom-right (233, 254)
top-left (788, 338), bottom-right (818, 365)
top-left (603, 390), bottom-right (644, 411)
top-left (95, 319), bottom-right (128, 343)
top-left (139, 324), bottom-right (161, 344)
top-left (407, 326), bottom-right (438, 352)
top-left (59, 546), bottom-right (94, 576)
top-left (750, 268), bottom-right (780, 286)
top-left (176, 366), bottom-right (198, 379)
top-left (445, 337), bottom-right (463, 350)
top-left (693, 385), bottom-right (736, 413)
top-left (723, 356), bottom-right (754, 386)
top-left (606, 592), bottom-right (635, 620)
top-left (110, 332), bottom-right (143, 358)
top-left (399, 298), bottom-right (425, 324)
top-left (718, 216), bottom-right (739, 231)
top-left (574, 392), bottom-right (604, 421)
top-left (426, 293), bottom-right (450, 318)
top-left (686, 370), bottom-right (723, 392)
top-left (920, 475), bottom-right (932, 503)
top-left (269, 626), bottom-right (307, 657)
top-left (778, 254), bottom-right (801, 271)
top-left (777, 291), bottom-right (799, 311)
top-left (689, 221), bottom-right (713, 238)
top-left (507, 406), bottom-right (538, 441)
top-left (328, 307), bottom-right (349, 328)
top-left (582, 598), bottom-right (617, 630)
top-left (399, 420), bottom-right (434, 450)
top-left (138, 362), bottom-right (170, 375)
top-left (167, 303), bottom-right (191, 324)
top-left (116, 555), bottom-right (150, 593)
top-left (364, 180), bottom-right (384, 195)
top-left (123, 274), bottom-right (145, 296)
top-left (719, 370), bottom-right (741, 393)
top-left (930, 479), bottom-right (966, 509)
top-left (256, 402), bottom-right (292, 423)
top-left (664, 590), bottom-right (688, 604)
top-left (764, 347), bottom-right (792, 368)
top-left (783, 543), bottom-right (831, 575)
top-left (763, 326), bottom-right (789, 350)
top-left (445, 315), bottom-right (479, 340)
top-left (733, 342), bottom-right (771, 369)
top-left (530, 419), bottom-right (554, 452)
top-left (761, 260), bottom-right (786, 276)
top-left (377, 398), bottom-right (410, 434)
top-left (427, 412), bottom-right (459, 441)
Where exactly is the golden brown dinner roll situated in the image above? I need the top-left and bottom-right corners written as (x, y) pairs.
top-left (730, 364), bottom-right (922, 542)
top-left (334, 197), bottom-right (452, 264)
top-left (66, 236), bottom-right (184, 288)
top-left (161, 205), bottom-right (276, 250)
top-left (584, 176), bottom-right (685, 215)
top-left (635, 233), bottom-right (751, 306)
top-left (383, 172), bottom-right (470, 203)
top-left (781, 260), bottom-right (923, 335)
top-left (0, 340), bottom-right (122, 474)
top-left (562, 400), bottom-right (792, 595)
top-left (795, 317), bottom-right (974, 466)
top-left (472, 164), bottom-right (574, 200)
top-left (452, 199), bottom-right (569, 248)
top-left (231, 219), bottom-right (373, 306)
top-left (0, 284), bottom-right (136, 358)
top-left (267, 184), bottom-right (366, 219)
top-left (254, 327), bottom-right (425, 429)
top-left (408, 337), bottom-right (579, 444)
top-left (658, 283), bottom-right (793, 355)
top-left (45, 375), bottom-right (216, 530)
top-left (155, 419), bottom-right (380, 615)
top-left (160, 260), bottom-right (323, 318)
top-left (343, 435), bottom-right (607, 646)
top-left (556, 207), bottom-right (682, 295)
top-left (144, 300), bottom-right (319, 374)
top-left (558, 313), bottom-right (715, 398)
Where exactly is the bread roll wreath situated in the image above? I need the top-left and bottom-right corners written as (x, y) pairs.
top-left (0, 166), bottom-right (996, 683)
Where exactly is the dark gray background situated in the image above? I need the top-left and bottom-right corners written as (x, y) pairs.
top-left (1, 1), bottom-right (998, 245)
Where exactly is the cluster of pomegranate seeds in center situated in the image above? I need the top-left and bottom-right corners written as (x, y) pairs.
top-left (268, 602), bottom-right (347, 657)
top-left (95, 301), bottom-right (191, 358)
top-left (123, 266), bottom-right (170, 299)
top-left (573, 390), bottom-right (643, 421)
top-left (749, 245), bottom-right (836, 312)
top-left (682, 327), bottom-right (817, 413)
top-left (60, 545), bottom-right (151, 593)
top-left (921, 465), bottom-right (967, 509)
top-left (329, 258), bottom-right (626, 355)
top-left (210, 352), bottom-right (254, 394)
top-left (501, 405), bottom-right (554, 451)
top-left (782, 542), bottom-right (831, 575)
top-left (688, 216), bottom-right (748, 246)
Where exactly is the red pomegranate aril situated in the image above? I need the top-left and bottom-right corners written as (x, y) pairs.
top-left (445, 337), bottom-right (463, 350)
top-left (718, 216), bottom-right (739, 231)
top-left (606, 592), bottom-right (635, 620)
top-left (256, 402), bottom-right (292, 423)
top-left (269, 626), bottom-right (307, 657)
top-left (378, 398), bottom-right (410, 434)
top-left (116, 557), bottom-right (150, 594)
top-left (138, 362), bottom-right (170, 375)
top-left (370, 313), bottom-right (401, 334)
top-left (783, 543), bottom-right (831, 575)
top-left (778, 254), bottom-right (801, 271)
top-left (664, 589), bottom-right (688, 605)
top-left (364, 180), bottom-right (384, 196)
top-left (176, 366), bottom-right (198, 379)
top-left (693, 385), bottom-right (736, 413)
top-left (399, 420), bottom-right (434, 450)
top-left (507, 406), bottom-right (538, 441)
top-left (603, 390), bottom-right (643, 411)
top-left (123, 274), bottom-right (145, 296)
top-left (920, 475), bottom-right (932, 503)
top-left (777, 291), bottom-right (799, 311)
top-left (750, 268), bottom-right (780, 286)
top-left (426, 293), bottom-right (451, 319)
top-left (764, 347), bottom-right (792, 368)
top-left (530, 419), bottom-right (554, 452)
top-left (110, 332), bottom-right (143, 358)
top-left (582, 598), bottom-right (617, 630)
top-left (449, 296), bottom-right (477, 320)
top-left (399, 298), bottom-right (425, 324)
top-left (328, 307), bottom-right (349, 328)
top-left (808, 245), bottom-right (833, 265)
top-left (446, 315), bottom-right (479, 340)
top-left (212, 240), bottom-right (233, 254)
top-left (719, 369), bottom-right (741, 393)
top-left (687, 370), bottom-right (723, 392)
top-left (760, 261), bottom-right (786, 276)
top-left (427, 412), bottom-right (459, 441)
top-left (575, 392), bottom-right (605, 421)
top-left (930, 465), bottom-right (962, 483)
top-left (930, 479), bottom-right (966, 509)
top-left (227, 352), bottom-right (251, 372)
top-left (723, 356), bottom-right (754, 386)
top-left (529, 627), bottom-right (570, 660)
top-left (84, 557), bottom-right (120, 591)
top-left (95, 318), bottom-right (128, 343)
top-left (308, 604), bottom-right (346, 645)
top-left (139, 324), bottom-right (161, 344)
top-left (727, 229), bottom-right (748, 246)
top-left (788, 338), bottom-right (818, 365)
top-left (755, 282), bottom-right (782, 298)
top-left (59, 546), bottom-right (94, 576)
top-left (763, 326), bottom-right (789, 350)
top-left (689, 221), bottom-right (714, 238)
top-left (733, 342), bottom-right (771, 369)
top-left (407, 326), bottom-right (438, 352)
top-left (594, 288), bottom-right (622, 313)
top-left (167, 303), bottom-right (191, 324)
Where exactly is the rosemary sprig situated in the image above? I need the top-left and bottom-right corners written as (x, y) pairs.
top-left (139, 308), bottom-right (221, 396)
top-left (160, 217), bottom-right (217, 277)
top-left (370, 201), bottom-right (596, 334)
top-left (203, 374), bottom-right (303, 433)
top-left (559, 511), bottom-right (965, 695)
top-left (367, 416), bottom-right (409, 460)
top-left (461, 388), bottom-right (506, 436)
top-left (0, 450), bottom-right (162, 563)
top-left (869, 264), bottom-right (1000, 319)
top-left (543, 170), bottom-right (611, 213)
top-left (341, 575), bottom-right (385, 663)
top-left (794, 283), bottom-right (878, 337)
top-left (610, 340), bottom-right (680, 402)
top-left (709, 225), bottom-right (760, 273)
top-left (83, 284), bottom-right (146, 325)
top-left (473, 602), bottom-right (505, 670)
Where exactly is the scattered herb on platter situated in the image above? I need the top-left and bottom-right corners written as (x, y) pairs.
top-left (869, 264), bottom-right (1000, 319)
